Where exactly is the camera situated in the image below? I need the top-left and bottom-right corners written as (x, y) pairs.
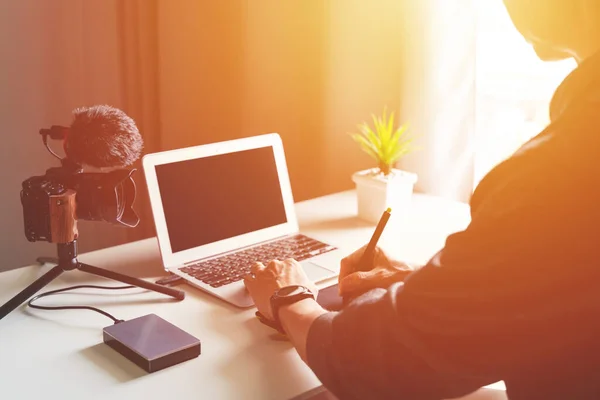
top-left (21, 161), bottom-right (139, 243)
top-left (20, 106), bottom-right (143, 244)
top-left (0, 107), bottom-right (182, 323)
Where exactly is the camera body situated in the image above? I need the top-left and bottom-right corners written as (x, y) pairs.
top-left (21, 162), bottom-right (139, 243)
top-left (21, 173), bottom-right (66, 242)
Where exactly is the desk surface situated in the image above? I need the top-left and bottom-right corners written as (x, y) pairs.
top-left (0, 190), bottom-right (506, 400)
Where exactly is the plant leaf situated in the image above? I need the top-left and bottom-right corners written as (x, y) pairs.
top-left (358, 122), bottom-right (381, 153)
top-left (350, 107), bottom-right (417, 167)
top-left (386, 111), bottom-right (394, 143)
top-left (371, 113), bottom-right (381, 140)
top-left (350, 133), bottom-right (379, 161)
top-left (389, 124), bottom-right (407, 151)
top-left (389, 137), bottom-right (416, 163)
top-left (379, 110), bottom-right (396, 163)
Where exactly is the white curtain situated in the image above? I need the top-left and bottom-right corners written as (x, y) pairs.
top-left (399, 0), bottom-right (476, 203)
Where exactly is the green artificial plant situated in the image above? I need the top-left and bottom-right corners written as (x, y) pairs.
top-left (350, 107), bottom-right (415, 176)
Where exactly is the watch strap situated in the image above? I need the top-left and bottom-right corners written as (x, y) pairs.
top-left (255, 311), bottom-right (286, 335)
top-left (271, 286), bottom-right (314, 333)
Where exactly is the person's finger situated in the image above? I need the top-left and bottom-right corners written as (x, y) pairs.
top-left (389, 261), bottom-right (414, 273)
top-left (373, 247), bottom-right (395, 268)
top-left (339, 257), bottom-right (352, 281)
top-left (266, 259), bottom-right (280, 269)
top-left (340, 264), bottom-right (411, 296)
top-left (287, 258), bottom-right (311, 280)
top-left (243, 273), bottom-right (255, 290)
top-left (338, 270), bottom-right (375, 295)
top-left (350, 245), bottom-right (367, 262)
top-left (339, 271), bottom-right (373, 295)
top-left (251, 262), bottom-right (266, 275)
top-left (340, 245), bottom-right (367, 279)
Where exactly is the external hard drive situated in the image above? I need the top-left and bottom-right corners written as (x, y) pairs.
top-left (103, 313), bottom-right (201, 373)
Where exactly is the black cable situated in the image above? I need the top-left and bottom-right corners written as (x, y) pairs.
top-left (41, 133), bottom-right (62, 161)
top-left (27, 284), bottom-right (136, 324)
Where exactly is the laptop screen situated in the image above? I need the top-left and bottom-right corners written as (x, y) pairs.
top-left (154, 145), bottom-right (287, 253)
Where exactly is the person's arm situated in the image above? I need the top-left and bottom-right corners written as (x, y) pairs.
top-left (300, 265), bottom-right (497, 400)
top-left (276, 258), bottom-right (415, 363)
top-left (278, 298), bottom-right (327, 362)
top-left (284, 155), bottom-right (589, 400)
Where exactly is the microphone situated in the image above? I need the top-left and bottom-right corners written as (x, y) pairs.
top-left (61, 105), bottom-right (143, 168)
top-left (32, 105), bottom-right (144, 231)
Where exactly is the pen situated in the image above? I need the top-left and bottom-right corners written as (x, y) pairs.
top-left (341, 207), bottom-right (392, 305)
top-left (356, 207), bottom-right (392, 272)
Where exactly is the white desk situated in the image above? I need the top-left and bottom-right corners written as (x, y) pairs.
top-left (0, 191), bottom-right (507, 400)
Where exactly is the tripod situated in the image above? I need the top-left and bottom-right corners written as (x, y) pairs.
top-left (0, 190), bottom-right (185, 321)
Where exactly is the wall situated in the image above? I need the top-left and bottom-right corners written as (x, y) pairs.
top-left (157, 1), bottom-right (329, 202)
top-left (240, 1), bottom-right (329, 201)
top-left (0, 0), bottom-right (129, 271)
top-left (157, 1), bottom-right (409, 202)
top-left (156, 1), bottom-right (245, 151)
top-left (323, 0), bottom-right (406, 194)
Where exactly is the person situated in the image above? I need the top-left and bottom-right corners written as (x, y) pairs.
top-left (243, 1), bottom-right (600, 398)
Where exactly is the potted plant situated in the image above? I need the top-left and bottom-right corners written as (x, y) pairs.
top-left (350, 107), bottom-right (418, 223)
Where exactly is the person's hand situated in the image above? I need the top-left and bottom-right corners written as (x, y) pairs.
top-left (338, 245), bottom-right (414, 297)
top-left (243, 259), bottom-right (318, 321)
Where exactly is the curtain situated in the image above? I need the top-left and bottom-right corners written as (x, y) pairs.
top-left (116, 0), bottom-right (162, 242)
top-left (399, 0), bottom-right (476, 203)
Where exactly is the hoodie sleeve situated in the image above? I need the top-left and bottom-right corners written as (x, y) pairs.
top-left (305, 135), bottom-right (599, 400)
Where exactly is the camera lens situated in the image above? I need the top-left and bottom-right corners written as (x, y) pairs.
top-left (70, 169), bottom-right (139, 227)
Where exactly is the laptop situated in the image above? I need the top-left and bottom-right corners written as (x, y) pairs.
top-left (142, 133), bottom-right (342, 307)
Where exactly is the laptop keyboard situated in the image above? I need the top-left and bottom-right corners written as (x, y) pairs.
top-left (178, 234), bottom-right (336, 288)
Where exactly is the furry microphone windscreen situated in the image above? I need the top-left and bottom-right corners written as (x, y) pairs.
top-left (65, 105), bottom-right (144, 168)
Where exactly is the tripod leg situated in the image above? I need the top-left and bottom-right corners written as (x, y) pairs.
top-left (78, 263), bottom-right (185, 300)
top-left (36, 257), bottom-right (59, 265)
top-left (0, 266), bottom-right (64, 320)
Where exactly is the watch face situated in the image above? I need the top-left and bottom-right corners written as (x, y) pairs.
top-left (278, 285), bottom-right (304, 297)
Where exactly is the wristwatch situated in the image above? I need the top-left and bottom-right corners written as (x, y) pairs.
top-left (269, 285), bottom-right (316, 334)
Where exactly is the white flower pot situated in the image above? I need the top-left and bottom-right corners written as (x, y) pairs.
top-left (352, 168), bottom-right (418, 224)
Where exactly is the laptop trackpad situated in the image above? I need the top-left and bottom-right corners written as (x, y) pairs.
top-left (302, 261), bottom-right (336, 282)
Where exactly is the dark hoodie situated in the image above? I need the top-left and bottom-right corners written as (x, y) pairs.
top-left (306, 50), bottom-right (600, 400)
